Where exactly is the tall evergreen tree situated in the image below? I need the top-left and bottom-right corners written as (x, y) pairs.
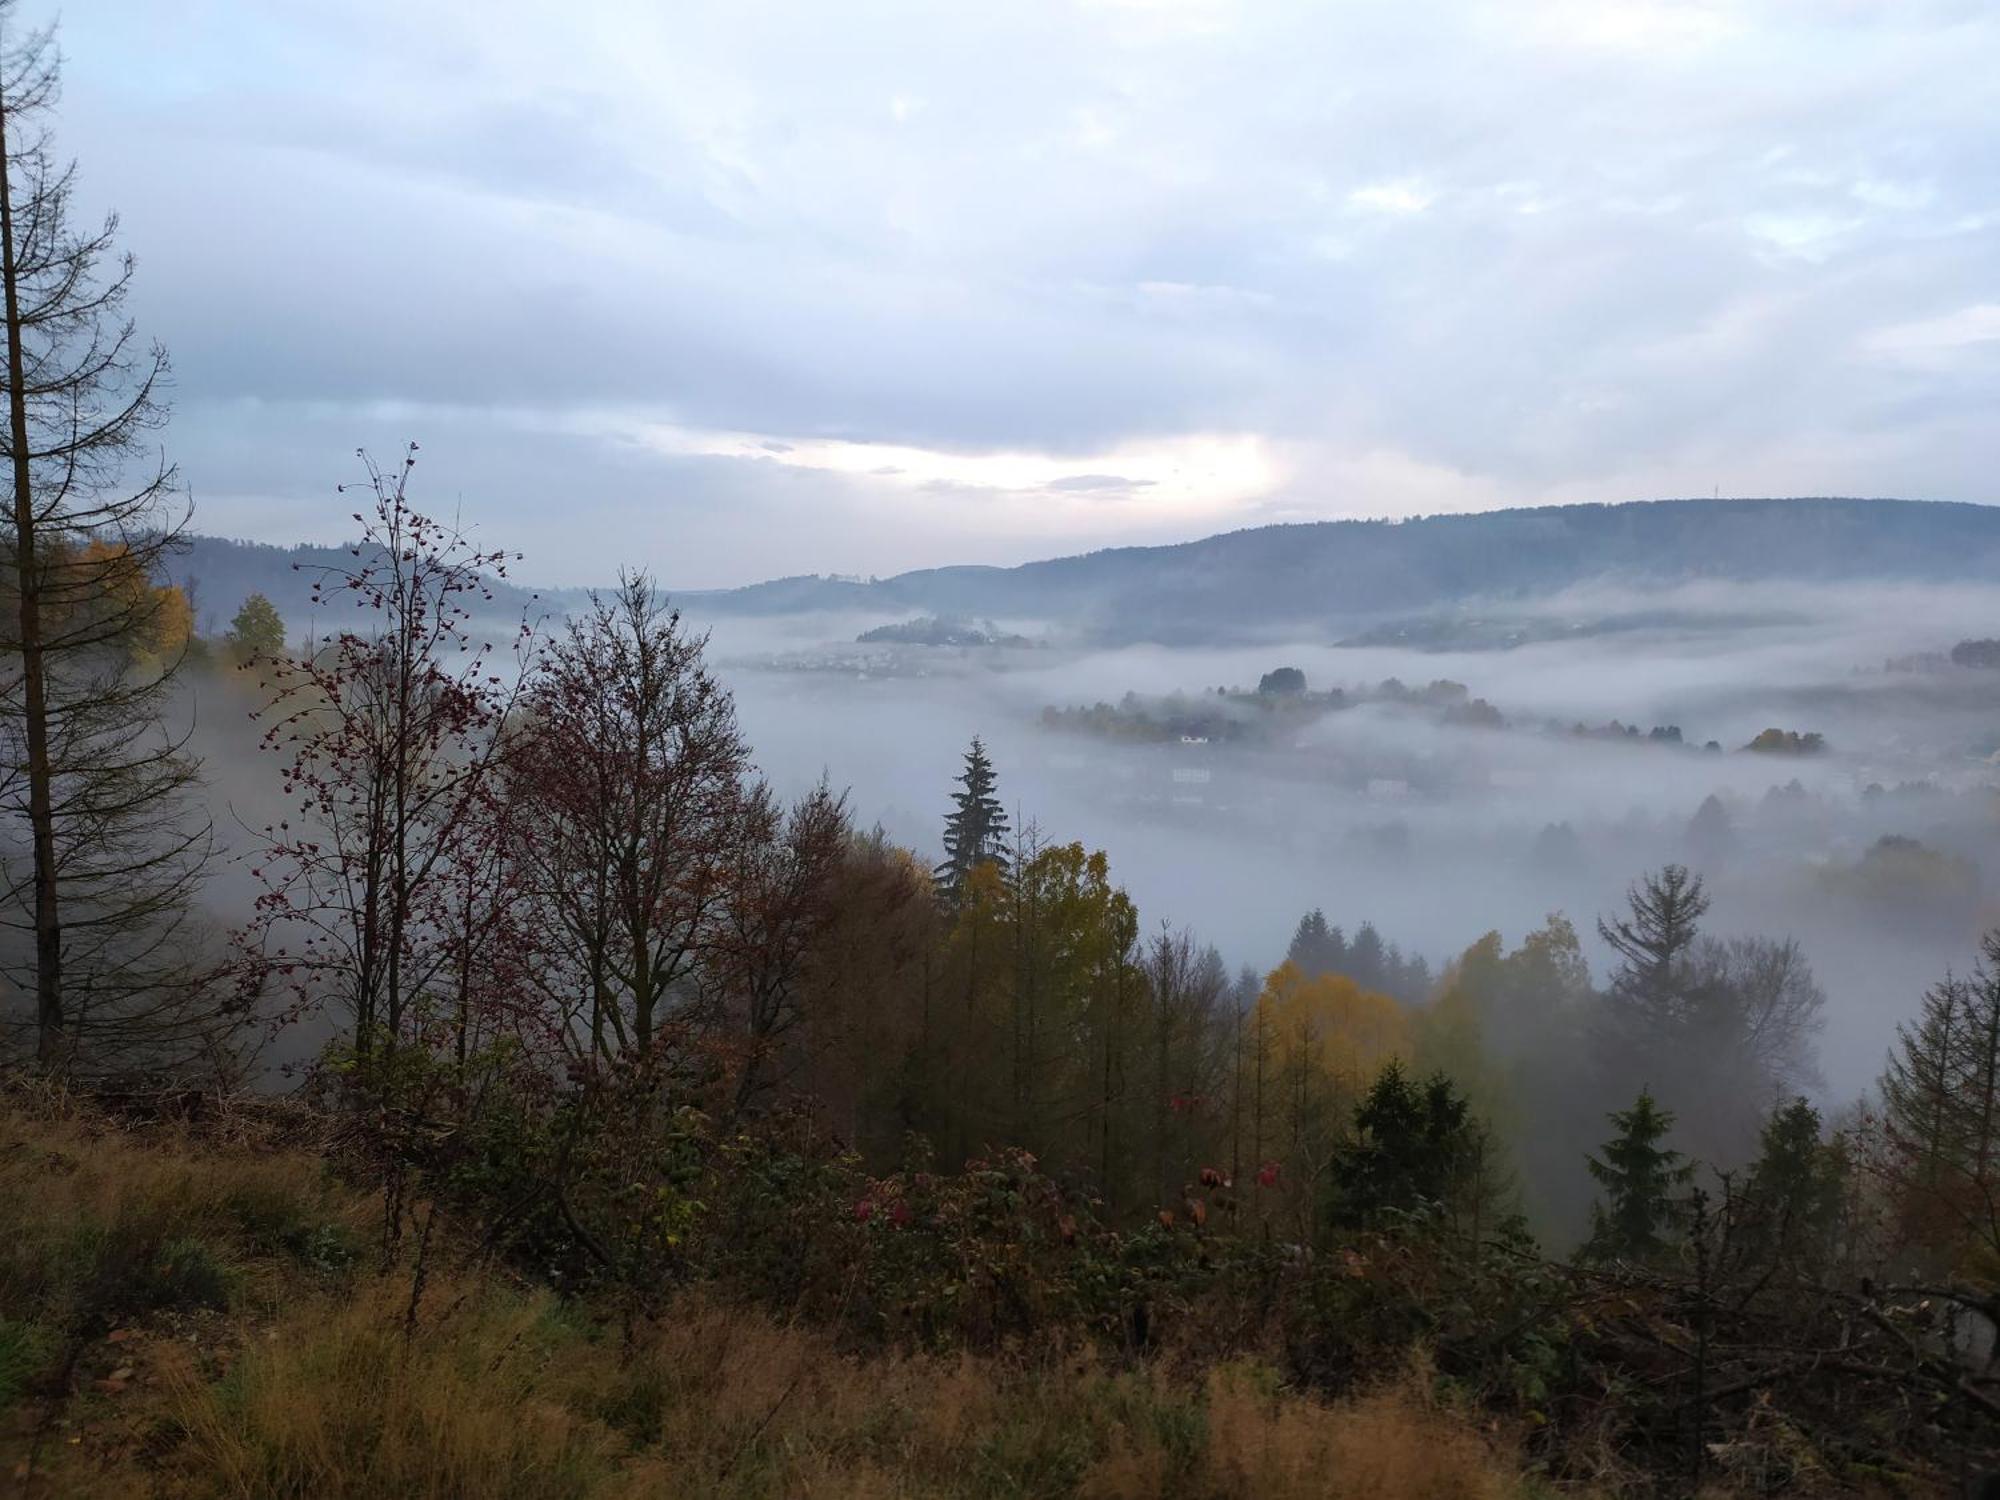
top-left (1583, 1089), bottom-right (1694, 1262)
top-left (1598, 864), bottom-right (1709, 1035)
top-left (936, 735), bottom-right (1009, 904)
top-left (1348, 921), bottom-right (1386, 990)
top-left (1285, 908), bottom-right (1346, 978)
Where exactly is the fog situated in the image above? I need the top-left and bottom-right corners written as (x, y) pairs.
top-left (684, 577), bottom-right (2000, 1102)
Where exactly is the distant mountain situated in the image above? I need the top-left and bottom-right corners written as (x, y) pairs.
top-left (678, 498), bottom-right (2000, 643)
top-left (173, 535), bottom-right (583, 640)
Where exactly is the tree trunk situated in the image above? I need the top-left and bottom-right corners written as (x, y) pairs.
top-left (0, 91), bottom-right (62, 1068)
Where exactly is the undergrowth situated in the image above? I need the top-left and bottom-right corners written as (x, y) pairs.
top-left (0, 1088), bottom-right (1537, 1499)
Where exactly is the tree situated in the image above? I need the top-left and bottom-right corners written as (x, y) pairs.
top-left (1142, 926), bottom-right (1230, 1209)
top-left (716, 779), bottom-right (850, 1113)
top-left (1597, 866), bottom-right (1823, 1164)
top-left (0, 12), bottom-right (214, 1073)
top-left (1257, 666), bottom-right (1305, 695)
top-left (512, 573), bottom-right (748, 1065)
top-left (1583, 1090), bottom-right (1694, 1263)
top-left (1334, 1062), bottom-right (1484, 1230)
top-left (1285, 908), bottom-right (1346, 978)
top-left (1598, 864), bottom-right (1709, 1037)
top-left (246, 449), bottom-right (531, 1081)
top-left (1875, 940), bottom-right (2000, 1272)
top-left (1741, 1097), bottom-right (1844, 1269)
top-left (1688, 934), bottom-right (1824, 1099)
top-left (1686, 794), bottom-right (1734, 866)
top-left (936, 735), bottom-right (1008, 904)
top-left (223, 591), bottom-right (286, 664)
top-left (1348, 922), bottom-right (1386, 990)
top-left (791, 829), bottom-right (938, 1163)
top-left (1421, 917), bottom-right (1599, 1241)
top-left (1248, 960), bottom-right (1409, 1239)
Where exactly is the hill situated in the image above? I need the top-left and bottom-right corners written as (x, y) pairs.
top-left (681, 497), bottom-right (2000, 642)
top-left (173, 535), bottom-right (585, 641)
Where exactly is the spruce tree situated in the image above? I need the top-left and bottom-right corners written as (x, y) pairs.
top-left (936, 736), bottom-right (1009, 904)
top-left (1583, 1089), bottom-right (1693, 1262)
top-left (1348, 921), bottom-right (1385, 990)
top-left (1598, 864), bottom-right (1709, 1035)
top-left (1335, 1061), bottom-right (1479, 1227)
top-left (1285, 908), bottom-right (1346, 978)
top-left (1743, 1096), bottom-right (1843, 1266)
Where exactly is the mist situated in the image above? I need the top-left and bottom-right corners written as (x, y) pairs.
top-left (683, 575), bottom-right (2000, 1102)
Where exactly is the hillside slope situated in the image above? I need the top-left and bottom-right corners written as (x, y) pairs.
top-left (687, 496), bottom-right (2000, 641)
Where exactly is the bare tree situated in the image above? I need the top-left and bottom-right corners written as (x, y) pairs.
top-left (246, 448), bottom-right (533, 1080)
top-left (0, 9), bottom-right (217, 1074)
top-left (512, 574), bottom-right (749, 1065)
top-left (1692, 934), bottom-right (1825, 1095)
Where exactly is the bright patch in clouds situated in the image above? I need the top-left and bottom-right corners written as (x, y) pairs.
top-left (1347, 180), bottom-right (1435, 216)
top-left (634, 425), bottom-right (1285, 526)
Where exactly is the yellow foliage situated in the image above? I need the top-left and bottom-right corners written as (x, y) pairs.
top-left (1255, 959), bottom-right (1410, 1095)
top-left (68, 537), bottom-right (192, 663)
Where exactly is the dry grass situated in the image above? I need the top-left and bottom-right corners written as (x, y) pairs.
top-left (0, 1094), bottom-right (1543, 1499)
top-left (155, 1285), bottom-right (1532, 1500)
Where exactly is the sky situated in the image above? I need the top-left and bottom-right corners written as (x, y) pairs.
top-left (46, 0), bottom-right (2000, 587)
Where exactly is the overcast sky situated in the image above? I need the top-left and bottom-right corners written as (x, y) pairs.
top-left (47, 0), bottom-right (2000, 587)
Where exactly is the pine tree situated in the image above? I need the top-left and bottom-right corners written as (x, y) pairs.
top-left (1583, 1089), bottom-right (1693, 1262)
top-left (935, 736), bottom-right (1009, 905)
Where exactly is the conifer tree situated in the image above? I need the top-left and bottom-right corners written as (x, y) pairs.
top-left (1285, 908), bottom-right (1346, 978)
top-left (1876, 943), bottom-right (2000, 1266)
top-left (1583, 1089), bottom-right (1693, 1262)
top-left (1598, 864), bottom-right (1709, 1037)
top-left (936, 735), bottom-right (1009, 904)
top-left (1348, 921), bottom-right (1385, 990)
top-left (1335, 1061), bottom-right (1480, 1228)
top-left (1742, 1096), bottom-right (1843, 1267)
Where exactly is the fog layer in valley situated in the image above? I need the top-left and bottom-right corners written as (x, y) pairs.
top-left (689, 577), bottom-right (2000, 1100)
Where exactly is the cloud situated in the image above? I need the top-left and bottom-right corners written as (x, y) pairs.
top-left (1864, 304), bottom-right (2000, 358)
top-left (47, 0), bottom-right (2000, 583)
top-left (1346, 180), bottom-right (1436, 217)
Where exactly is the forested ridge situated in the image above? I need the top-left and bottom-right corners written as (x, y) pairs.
top-left (688, 496), bottom-right (2000, 641)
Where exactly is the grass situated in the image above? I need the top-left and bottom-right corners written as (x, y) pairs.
top-left (0, 1091), bottom-right (1543, 1499)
